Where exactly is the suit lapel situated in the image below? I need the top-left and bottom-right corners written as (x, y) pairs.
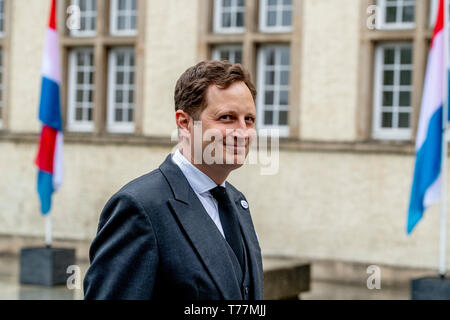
top-left (160, 155), bottom-right (242, 300)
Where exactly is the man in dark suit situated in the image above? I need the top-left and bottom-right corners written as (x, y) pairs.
top-left (83, 60), bottom-right (263, 300)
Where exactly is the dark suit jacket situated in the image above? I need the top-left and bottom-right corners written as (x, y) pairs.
top-left (83, 154), bottom-right (264, 300)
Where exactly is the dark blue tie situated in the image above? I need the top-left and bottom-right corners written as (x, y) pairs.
top-left (209, 186), bottom-right (244, 271)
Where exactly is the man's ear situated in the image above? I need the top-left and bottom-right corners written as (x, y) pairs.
top-left (175, 110), bottom-right (192, 137)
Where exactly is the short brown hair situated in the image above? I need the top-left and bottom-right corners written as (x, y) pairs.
top-left (174, 60), bottom-right (257, 119)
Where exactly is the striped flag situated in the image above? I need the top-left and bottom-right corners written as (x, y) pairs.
top-left (35, 0), bottom-right (63, 215)
top-left (407, 0), bottom-right (447, 234)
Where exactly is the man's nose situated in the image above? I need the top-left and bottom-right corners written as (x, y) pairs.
top-left (233, 127), bottom-right (249, 140)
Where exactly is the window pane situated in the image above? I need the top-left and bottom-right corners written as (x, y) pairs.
top-left (279, 91), bottom-right (289, 105)
top-left (399, 91), bottom-right (411, 106)
top-left (400, 48), bottom-right (412, 64)
top-left (385, 6), bottom-right (397, 23)
top-left (383, 91), bottom-right (394, 106)
top-left (383, 70), bottom-right (394, 85)
top-left (264, 111), bottom-right (273, 125)
top-left (279, 111), bottom-right (288, 126)
top-left (265, 91), bottom-right (274, 105)
top-left (400, 70), bottom-right (411, 85)
top-left (222, 12), bottom-right (232, 27)
top-left (402, 5), bottom-right (415, 22)
top-left (399, 112), bottom-right (410, 128)
top-left (265, 71), bottom-right (275, 85)
top-left (236, 12), bottom-right (244, 27)
top-left (267, 11), bottom-right (277, 26)
top-left (382, 112), bottom-right (393, 128)
top-left (280, 71), bottom-right (289, 85)
top-left (282, 10), bottom-right (292, 26)
top-left (384, 49), bottom-right (395, 64)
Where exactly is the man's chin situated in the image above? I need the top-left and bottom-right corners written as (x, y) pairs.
top-left (220, 153), bottom-right (247, 168)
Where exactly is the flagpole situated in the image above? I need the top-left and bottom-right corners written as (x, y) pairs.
top-left (45, 213), bottom-right (52, 248)
top-left (440, 0), bottom-right (449, 278)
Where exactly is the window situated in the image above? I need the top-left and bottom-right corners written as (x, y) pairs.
top-left (107, 48), bottom-right (135, 133)
top-left (373, 43), bottom-right (413, 140)
top-left (69, 0), bottom-right (97, 37)
top-left (202, 0), bottom-right (299, 137)
top-left (377, 0), bottom-right (416, 30)
top-left (213, 0), bottom-right (245, 33)
top-left (257, 46), bottom-right (290, 136)
top-left (0, 49), bottom-right (3, 128)
top-left (0, 0), bottom-right (4, 37)
top-left (67, 48), bottom-right (95, 132)
top-left (62, 0), bottom-right (142, 134)
top-left (259, 0), bottom-right (292, 33)
top-left (110, 0), bottom-right (137, 36)
top-left (212, 45), bottom-right (243, 64)
top-left (0, 0), bottom-right (7, 130)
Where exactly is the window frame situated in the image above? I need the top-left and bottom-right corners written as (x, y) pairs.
top-left (0, 49), bottom-right (3, 129)
top-left (69, 0), bottom-right (97, 38)
top-left (0, 0), bottom-right (9, 131)
top-left (106, 47), bottom-right (136, 133)
top-left (0, 0), bottom-right (5, 39)
top-left (372, 42), bottom-right (413, 141)
top-left (60, 0), bottom-right (145, 136)
top-left (110, 0), bottom-right (138, 37)
top-left (256, 45), bottom-right (291, 137)
top-left (376, 0), bottom-right (416, 30)
top-left (259, 0), bottom-right (293, 33)
top-left (213, 0), bottom-right (245, 34)
top-left (67, 47), bottom-right (95, 132)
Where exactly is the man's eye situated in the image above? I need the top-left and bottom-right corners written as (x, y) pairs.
top-left (220, 115), bottom-right (232, 120)
top-left (246, 117), bottom-right (255, 123)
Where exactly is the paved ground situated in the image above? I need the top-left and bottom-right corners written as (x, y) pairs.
top-left (0, 255), bottom-right (409, 300)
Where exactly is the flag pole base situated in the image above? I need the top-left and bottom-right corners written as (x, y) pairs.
top-left (19, 247), bottom-right (76, 287)
top-left (411, 277), bottom-right (450, 300)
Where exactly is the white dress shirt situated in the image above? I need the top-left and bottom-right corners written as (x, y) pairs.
top-left (171, 149), bottom-right (226, 238)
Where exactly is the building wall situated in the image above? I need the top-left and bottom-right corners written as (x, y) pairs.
top-left (299, 0), bottom-right (360, 141)
top-left (143, 0), bottom-right (200, 137)
top-left (1, 139), bottom-right (448, 271)
top-left (8, 0), bottom-right (47, 133)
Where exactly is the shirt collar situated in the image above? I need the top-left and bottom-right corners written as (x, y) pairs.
top-left (171, 149), bottom-right (226, 195)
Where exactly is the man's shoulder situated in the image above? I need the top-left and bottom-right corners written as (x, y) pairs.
top-left (114, 167), bottom-right (172, 207)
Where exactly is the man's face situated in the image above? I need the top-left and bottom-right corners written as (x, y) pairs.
top-left (192, 81), bottom-right (257, 169)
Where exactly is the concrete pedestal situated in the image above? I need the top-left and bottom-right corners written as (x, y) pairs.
top-left (19, 247), bottom-right (76, 287)
top-left (411, 277), bottom-right (450, 300)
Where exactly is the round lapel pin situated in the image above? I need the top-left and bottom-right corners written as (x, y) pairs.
top-left (240, 200), bottom-right (249, 209)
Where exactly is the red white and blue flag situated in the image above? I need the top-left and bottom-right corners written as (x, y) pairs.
top-left (35, 0), bottom-right (63, 215)
top-left (407, 0), bottom-right (448, 233)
